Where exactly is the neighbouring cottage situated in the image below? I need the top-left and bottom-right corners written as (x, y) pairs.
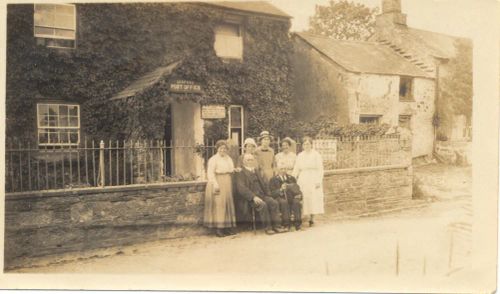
top-left (370, 0), bottom-right (473, 163)
top-left (292, 32), bottom-right (436, 158)
top-left (6, 2), bottom-right (294, 179)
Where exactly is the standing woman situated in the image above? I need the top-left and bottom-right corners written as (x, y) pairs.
top-left (274, 137), bottom-right (297, 176)
top-left (292, 136), bottom-right (325, 226)
top-left (204, 140), bottom-right (237, 237)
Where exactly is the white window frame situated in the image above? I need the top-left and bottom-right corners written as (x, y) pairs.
top-left (37, 103), bottom-right (80, 147)
top-left (214, 21), bottom-right (243, 60)
top-left (34, 3), bottom-right (76, 49)
top-left (228, 105), bottom-right (244, 147)
top-left (359, 114), bottom-right (382, 125)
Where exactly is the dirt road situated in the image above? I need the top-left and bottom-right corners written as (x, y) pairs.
top-left (14, 164), bottom-right (472, 277)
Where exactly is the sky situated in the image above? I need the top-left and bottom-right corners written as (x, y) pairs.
top-left (269, 0), bottom-right (487, 39)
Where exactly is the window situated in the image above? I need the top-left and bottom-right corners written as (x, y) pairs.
top-left (228, 105), bottom-right (244, 150)
top-left (399, 115), bottom-right (412, 130)
top-left (359, 115), bottom-right (381, 125)
top-left (34, 4), bottom-right (76, 49)
top-left (214, 22), bottom-right (243, 60)
top-left (37, 103), bottom-right (80, 146)
top-left (399, 76), bottom-right (414, 101)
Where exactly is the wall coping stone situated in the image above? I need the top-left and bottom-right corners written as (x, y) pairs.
top-left (324, 164), bottom-right (410, 176)
top-left (5, 181), bottom-right (208, 200)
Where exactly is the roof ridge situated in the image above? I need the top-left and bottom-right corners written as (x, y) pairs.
top-left (296, 32), bottom-right (381, 45)
top-left (405, 26), bottom-right (470, 41)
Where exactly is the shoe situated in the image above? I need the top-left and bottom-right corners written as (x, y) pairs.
top-left (265, 229), bottom-right (276, 235)
top-left (295, 224), bottom-right (302, 231)
top-left (309, 220), bottom-right (314, 227)
top-left (225, 228), bottom-right (237, 236)
top-left (215, 229), bottom-right (226, 237)
top-left (273, 226), bottom-right (287, 233)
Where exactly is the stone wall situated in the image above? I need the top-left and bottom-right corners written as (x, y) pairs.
top-left (292, 36), bottom-right (351, 124)
top-left (4, 181), bottom-right (207, 268)
top-left (5, 164), bottom-right (413, 269)
top-left (323, 165), bottom-right (413, 216)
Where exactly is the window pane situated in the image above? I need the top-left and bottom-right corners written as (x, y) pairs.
top-left (59, 115), bottom-right (69, 127)
top-left (48, 116), bottom-right (58, 127)
top-left (38, 130), bottom-right (48, 144)
top-left (60, 131), bottom-right (69, 143)
top-left (69, 131), bottom-right (79, 144)
top-left (55, 14), bottom-right (75, 30)
top-left (34, 4), bottom-right (56, 27)
top-left (49, 131), bottom-right (59, 144)
top-left (55, 28), bottom-right (75, 39)
top-left (68, 105), bottom-right (78, 116)
top-left (34, 26), bottom-right (55, 37)
top-left (214, 35), bottom-right (243, 59)
top-left (230, 107), bottom-right (242, 128)
top-left (69, 116), bottom-right (78, 127)
top-left (49, 105), bottom-right (59, 115)
top-left (38, 104), bottom-right (49, 114)
top-left (55, 5), bottom-right (74, 15)
top-left (39, 114), bottom-right (49, 127)
top-left (46, 39), bottom-right (75, 48)
top-left (59, 105), bottom-right (68, 115)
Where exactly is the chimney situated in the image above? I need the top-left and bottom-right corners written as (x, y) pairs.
top-left (377, 0), bottom-right (407, 26)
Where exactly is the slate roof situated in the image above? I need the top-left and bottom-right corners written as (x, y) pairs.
top-left (201, 1), bottom-right (291, 19)
top-left (110, 61), bottom-right (181, 101)
top-left (295, 32), bottom-right (433, 78)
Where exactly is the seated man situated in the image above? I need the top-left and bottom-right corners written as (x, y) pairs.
top-left (269, 162), bottom-right (303, 231)
top-left (235, 153), bottom-right (286, 235)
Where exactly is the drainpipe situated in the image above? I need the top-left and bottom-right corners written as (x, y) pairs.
top-left (433, 60), bottom-right (440, 157)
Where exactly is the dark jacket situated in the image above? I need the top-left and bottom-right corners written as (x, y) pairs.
top-left (269, 174), bottom-right (302, 201)
top-left (234, 167), bottom-right (270, 222)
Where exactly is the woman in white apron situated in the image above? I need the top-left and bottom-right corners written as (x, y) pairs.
top-left (292, 136), bottom-right (325, 226)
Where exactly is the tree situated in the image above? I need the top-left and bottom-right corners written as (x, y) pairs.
top-left (436, 40), bottom-right (473, 137)
top-left (308, 0), bottom-right (378, 41)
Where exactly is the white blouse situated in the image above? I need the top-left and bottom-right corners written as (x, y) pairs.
top-left (206, 153), bottom-right (235, 187)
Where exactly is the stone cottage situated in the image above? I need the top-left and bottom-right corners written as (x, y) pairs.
top-left (370, 0), bottom-right (473, 143)
top-left (6, 2), bottom-right (294, 178)
top-left (292, 32), bottom-right (436, 158)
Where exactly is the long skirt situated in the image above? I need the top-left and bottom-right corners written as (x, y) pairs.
top-left (203, 174), bottom-right (237, 228)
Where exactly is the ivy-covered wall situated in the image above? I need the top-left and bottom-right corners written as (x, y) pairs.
top-left (6, 3), bottom-right (294, 142)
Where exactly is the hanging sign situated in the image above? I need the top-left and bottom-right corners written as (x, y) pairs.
top-left (201, 105), bottom-right (226, 119)
top-left (169, 80), bottom-right (203, 94)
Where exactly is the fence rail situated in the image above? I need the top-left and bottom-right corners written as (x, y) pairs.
top-left (5, 134), bottom-right (407, 193)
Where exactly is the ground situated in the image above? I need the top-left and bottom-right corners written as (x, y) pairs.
top-left (12, 163), bottom-right (472, 277)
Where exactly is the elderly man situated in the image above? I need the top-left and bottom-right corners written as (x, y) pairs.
top-left (269, 161), bottom-right (303, 231)
top-left (235, 153), bottom-right (286, 235)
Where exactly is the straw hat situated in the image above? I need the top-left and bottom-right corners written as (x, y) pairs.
top-left (258, 130), bottom-right (274, 142)
top-left (243, 138), bottom-right (257, 147)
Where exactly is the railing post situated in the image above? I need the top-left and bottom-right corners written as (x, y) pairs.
top-left (99, 140), bottom-right (105, 187)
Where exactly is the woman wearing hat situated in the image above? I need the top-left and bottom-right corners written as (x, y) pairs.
top-left (236, 138), bottom-right (259, 169)
top-left (274, 137), bottom-right (297, 176)
top-left (292, 136), bottom-right (325, 226)
top-left (204, 140), bottom-right (237, 237)
top-left (254, 130), bottom-right (275, 184)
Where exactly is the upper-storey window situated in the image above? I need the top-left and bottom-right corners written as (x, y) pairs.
top-left (214, 22), bottom-right (243, 60)
top-left (34, 4), bottom-right (76, 49)
top-left (399, 76), bottom-right (414, 101)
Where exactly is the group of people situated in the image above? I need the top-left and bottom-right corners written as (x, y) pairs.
top-left (203, 131), bottom-right (325, 237)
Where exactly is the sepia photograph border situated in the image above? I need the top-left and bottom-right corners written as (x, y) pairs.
top-left (0, 0), bottom-right (498, 292)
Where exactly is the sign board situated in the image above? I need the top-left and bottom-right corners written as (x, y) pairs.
top-left (169, 80), bottom-right (202, 94)
top-left (201, 105), bottom-right (226, 119)
top-left (313, 139), bottom-right (337, 162)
